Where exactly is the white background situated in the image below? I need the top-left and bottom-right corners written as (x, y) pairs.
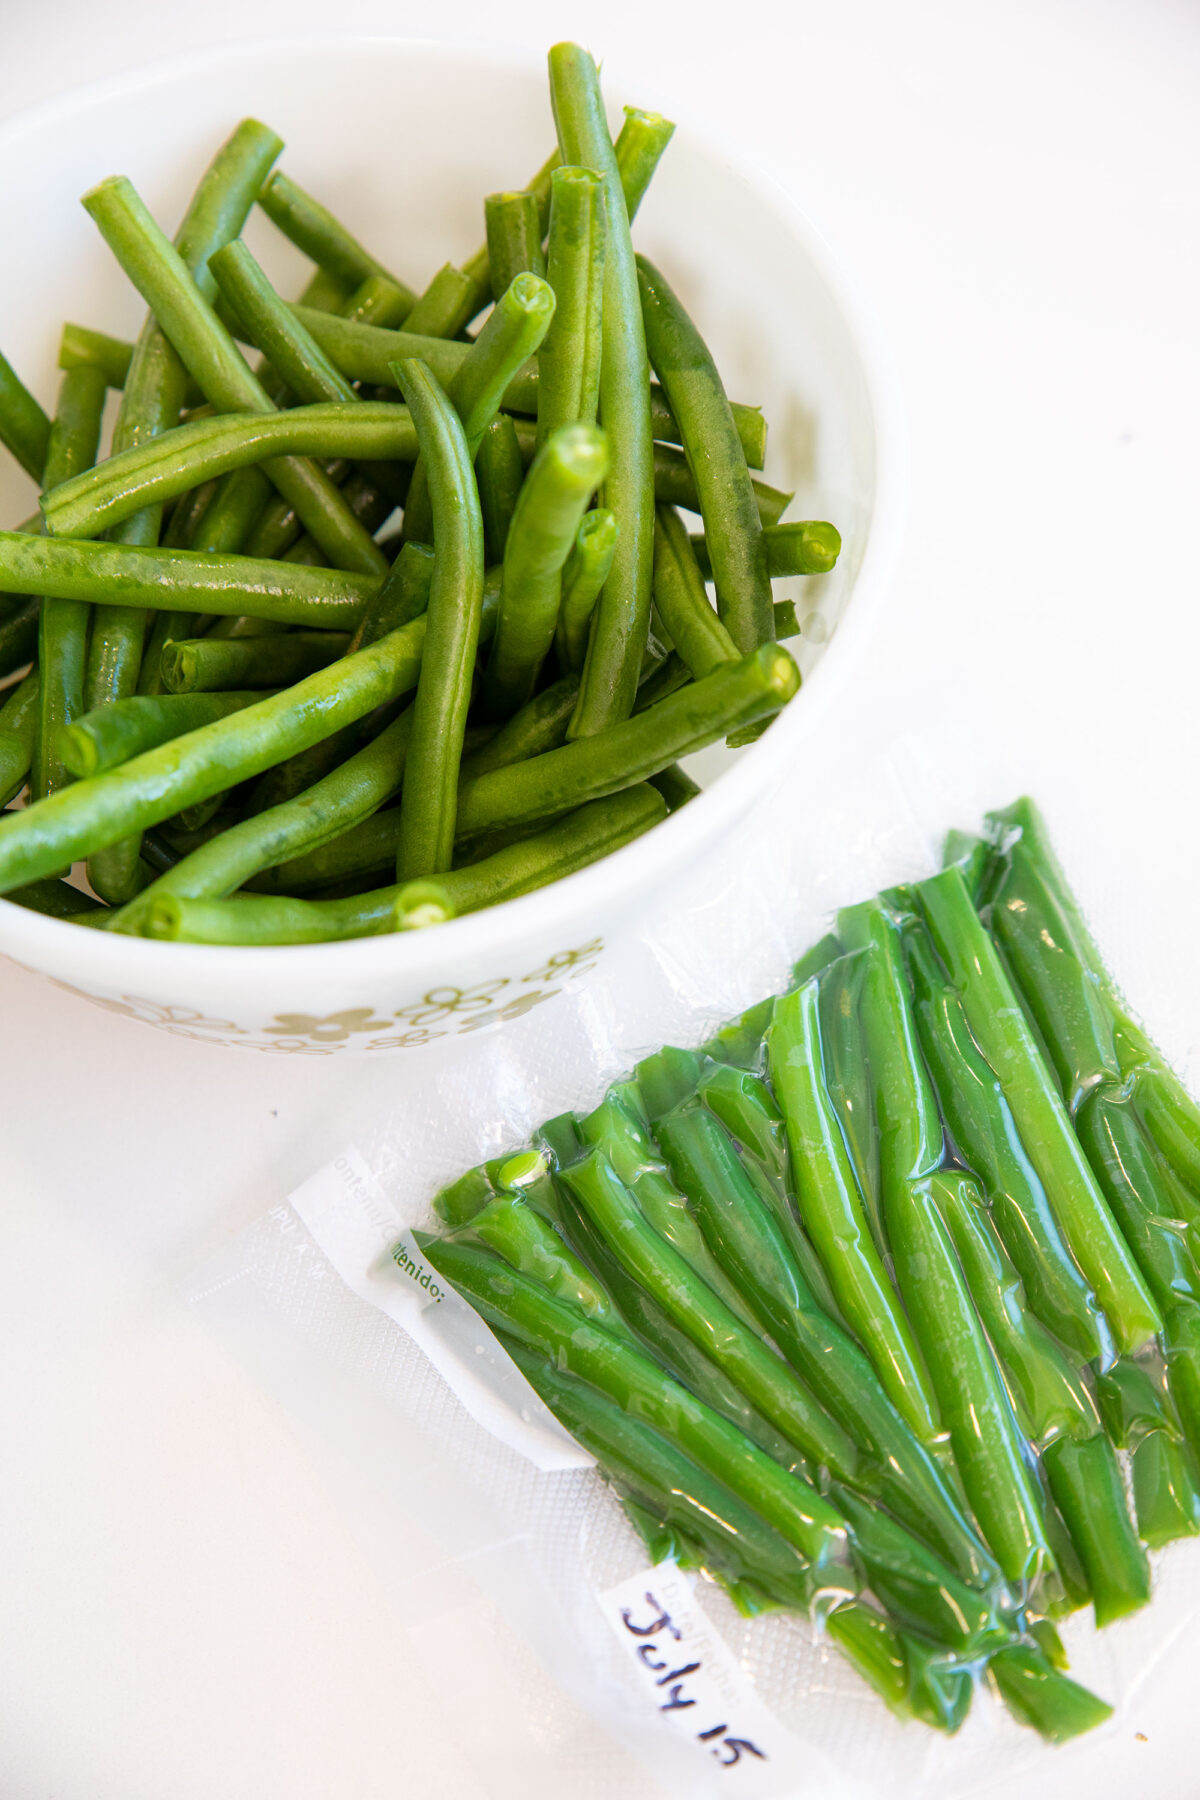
top-left (1, 1), bottom-right (1198, 1795)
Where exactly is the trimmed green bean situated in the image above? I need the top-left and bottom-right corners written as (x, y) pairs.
top-left (1040, 1433), bottom-right (1149, 1625)
top-left (768, 980), bottom-right (942, 1442)
top-left (402, 265), bottom-right (477, 340)
top-left (295, 302), bottom-right (765, 460)
top-left (537, 167), bottom-right (606, 447)
top-left (476, 414), bottom-right (525, 565)
top-left (637, 255), bottom-right (771, 653)
top-left (420, 1235), bottom-right (851, 1573)
top-left (342, 274), bottom-right (412, 328)
top-left (556, 507), bottom-right (618, 670)
top-left (652, 504), bottom-right (738, 677)
top-left (647, 763), bottom-right (699, 811)
top-left (1, 875), bottom-right (103, 919)
top-left (0, 617), bottom-right (428, 892)
top-left (400, 272), bottom-right (557, 544)
top-left (58, 321), bottom-right (135, 389)
top-left (63, 691), bottom-right (269, 777)
top-left (613, 107), bottom-right (676, 220)
top-left (988, 1646), bottom-right (1112, 1742)
top-left (32, 364), bottom-right (108, 800)
top-left (888, 1170), bottom-right (1054, 1586)
top-left (816, 952), bottom-right (886, 1258)
top-left (82, 176), bottom-right (387, 576)
top-left (904, 919), bottom-right (1111, 1361)
top-left (691, 520), bottom-right (841, 580)
top-left (210, 238), bottom-right (358, 403)
top-left (934, 1177), bottom-right (1098, 1444)
top-left (500, 1332), bottom-right (814, 1610)
top-left (557, 1149), bottom-right (860, 1479)
top-left (0, 347), bottom-right (51, 481)
top-left (257, 170), bottom-right (416, 307)
top-left (649, 439), bottom-right (791, 525)
top-left (485, 190), bottom-right (546, 300)
top-left (457, 643), bottom-right (797, 839)
top-left (0, 532), bottom-right (377, 628)
top-left (0, 671), bottom-right (39, 804)
top-left (162, 631), bottom-right (347, 694)
top-left (550, 43), bottom-right (656, 735)
top-left (44, 400), bottom-right (417, 543)
top-left (916, 865), bottom-right (1161, 1354)
top-left (392, 359), bottom-right (484, 878)
top-left (484, 423), bottom-right (608, 716)
top-left (144, 884), bottom-right (404, 944)
top-left (392, 788), bottom-right (666, 929)
top-left (243, 807), bottom-right (397, 896)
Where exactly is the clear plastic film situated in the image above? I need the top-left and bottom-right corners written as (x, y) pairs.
top-left (188, 734), bottom-right (1200, 1799)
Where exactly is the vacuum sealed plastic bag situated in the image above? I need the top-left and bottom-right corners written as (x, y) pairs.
top-left (190, 751), bottom-right (1200, 1798)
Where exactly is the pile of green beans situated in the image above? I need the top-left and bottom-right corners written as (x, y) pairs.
top-left (0, 43), bottom-right (840, 943)
top-left (417, 799), bottom-right (1200, 1743)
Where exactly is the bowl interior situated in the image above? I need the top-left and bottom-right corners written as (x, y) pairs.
top-left (0, 36), bottom-right (891, 1039)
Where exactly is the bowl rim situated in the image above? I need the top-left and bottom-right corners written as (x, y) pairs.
top-left (0, 30), bottom-right (907, 985)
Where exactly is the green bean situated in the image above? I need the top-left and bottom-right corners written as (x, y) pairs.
top-left (400, 273), bottom-right (557, 544)
top-left (648, 439), bottom-right (791, 525)
top-left (652, 504), bottom-right (738, 677)
top-left (537, 167), bottom-right (606, 447)
top-left (637, 255), bottom-right (771, 653)
top-left (243, 807), bottom-right (397, 896)
top-left (484, 423), bottom-right (607, 717)
top-left (0, 346), bottom-right (51, 481)
top-left (0, 671), bottom-right (38, 804)
top-left (636, 1047), bottom-right (703, 1120)
top-left (692, 1063), bottom-right (846, 1324)
top-left (31, 365), bottom-right (108, 801)
top-left (86, 120), bottom-right (286, 898)
top-left (904, 920), bottom-right (1111, 1361)
top-left (162, 630), bottom-right (348, 694)
top-left (1, 875), bottom-right (103, 919)
top-left (391, 359), bottom-right (484, 878)
top-left (988, 1645), bottom-right (1112, 1742)
top-left (916, 866), bottom-right (1161, 1354)
top-left (0, 532), bottom-right (377, 628)
top-left (462, 149), bottom-right (560, 315)
top-left (112, 707), bottom-right (415, 933)
top-left (400, 265), bottom-right (476, 340)
top-left (342, 274), bottom-right (412, 328)
top-left (162, 480), bottom-right (218, 549)
top-left (257, 170), bottom-right (416, 308)
top-left (501, 1331), bottom-right (817, 1608)
top-left (144, 883), bottom-right (406, 944)
top-left (1095, 1359), bottom-right (1200, 1547)
top-left (457, 643), bottom-right (797, 839)
top-left (0, 597), bottom-right (41, 681)
top-left (58, 322), bottom-right (134, 389)
top-left (768, 981), bottom-right (942, 1441)
top-left (933, 1177), bottom-right (1097, 1444)
top-left (63, 691), bottom-right (269, 777)
top-left (550, 43), bottom-right (656, 735)
top-left (832, 1490), bottom-right (1007, 1654)
top-left (773, 597), bottom-right (800, 639)
top-left (82, 177), bottom-right (387, 576)
top-left (555, 1150), bottom-right (862, 1481)
top-left (452, 1189), bottom-right (632, 1331)
top-left (485, 190), bottom-right (546, 299)
top-left (691, 520), bottom-right (841, 580)
top-left (476, 414), bottom-right (525, 565)
top-left (460, 671), bottom-right (581, 782)
top-left (815, 952), bottom-right (886, 1257)
top-left (556, 507), bottom-right (617, 670)
top-left (825, 1603), bottom-right (963, 1730)
top-left (0, 617), bottom-right (428, 893)
top-left (1040, 1433), bottom-right (1148, 1625)
top-left (647, 764), bottom-right (699, 811)
top-left (210, 238), bottom-right (359, 403)
top-left (550, 1171), bottom-right (810, 1475)
top-left (577, 1088), bottom-right (787, 1332)
top-left (887, 1168), bottom-right (1056, 1586)
top-left (44, 400), bottom-right (417, 543)
top-left (393, 788), bottom-right (666, 929)
top-left (1075, 1087), bottom-right (1200, 1317)
top-left (421, 1234), bottom-right (851, 1573)
top-left (613, 107), bottom-right (676, 220)
top-left (650, 1102), bottom-right (998, 1584)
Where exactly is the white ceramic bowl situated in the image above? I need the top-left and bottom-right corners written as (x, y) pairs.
top-left (0, 35), bottom-right (902, 1058)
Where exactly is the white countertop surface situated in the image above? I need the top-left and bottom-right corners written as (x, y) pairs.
top-left (1, 2), bottom-right (1198, 1795)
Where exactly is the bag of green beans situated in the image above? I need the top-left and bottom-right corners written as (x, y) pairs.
top-left (187, 772), bottom-right (1200, 1795)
